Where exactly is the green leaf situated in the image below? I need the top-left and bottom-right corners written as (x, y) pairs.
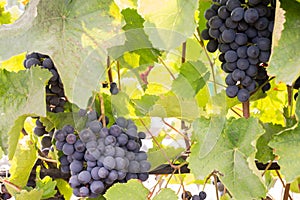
top-left (131, 94), bottom-right (159, 115)
top-left (56, 179), bottom-right (73, 200)
top-left (104, 179), bottom-right (149, 200)
top-left (15, 189), bottom-right (43, 200)
top-left (0, 52), bottom-right (26, 72)
top-left (269, 0), bottom-right (300, 84)
top-left (149, 92), bottom-right (200, 121)
top-left (0, 0), bottom-right (122, 108)
top-left (188, 118), bottom-right (267, 199)
top-left (255, 123), bottom-right (284, 164)
top-left (109, 8), bottom-right (160, 68)
top-left (0, 67), bottom-right (51, 158)
top-left (153, 188), bottom-right (177, 200)
top-left (111, 91), bottom-right (136, 117)
top-left (36, 167), bottom-right (57, 199)
top-left (46, 111), bottom-right (87, 131)
top-left (172, 61), bottom-right (210, 98)
top-left (269, 124), bottom-right (300, 183)
top-left (148, 146), bottom-right (184, 170)
top-left (9, 135), bottom-right (38, 191)
top-left (138, 0), bottom-right (199, 50)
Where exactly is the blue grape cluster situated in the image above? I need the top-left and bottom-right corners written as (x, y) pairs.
top-left (202, 0), bottom-right (275, 102)
top-left (24, 52), bottom-right (66, 112)
top-left (182, 191), bottom-right (207, 200)
top-left (55, 110), bottom-right (150, 198)
top-left (24, 52), bottom-right (66, 153)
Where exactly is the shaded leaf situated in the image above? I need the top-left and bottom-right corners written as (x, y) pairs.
top-left (189, 118), bottom-right (266, 199)
top-left (0, 0), bottom-right (123, 108)
top-left (172, 61), bottom-right (210, 98)
top-left (269, 0), bottom-right (300, 84)
top-left (0, 67), bottom-right (51, 158)
top-left (255, 123), bottom-right (284, 164)
top-left (148, 146), bottom-right (184, 170)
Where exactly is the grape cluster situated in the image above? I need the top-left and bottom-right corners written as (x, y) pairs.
top-left (293, 76), bottom-right (300, 100)
top-left (24, 52), bottom-right (66, 153)
top-left (55, 110), bottom-right (150, 198)
top-left (182, 191), bottom-right (207, 200)
top-left (24, 52), bottom-right (67, 112)
top-left (202, 0), bottom-right (274, 102)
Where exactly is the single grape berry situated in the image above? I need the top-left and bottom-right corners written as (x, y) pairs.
top-left (199, 191), bottom-right (207, 200)
top-left (110, 82), bottom-right (119, 95)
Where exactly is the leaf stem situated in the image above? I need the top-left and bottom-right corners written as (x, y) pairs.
top-left (158, 57), bottom-right (176, 80)
top-left (0, 178), bottom-right (21, 193)
top-left (287, 85), bottom-right (293, 117)
top-left (162, 118), bottom-right (190, 143)
top-left (194, 31), bottom-right (217, 95)
top-left (37, 156), bottom-right (57, 163)
top-left (98, 93), bottom-right (106, 127)
top-left (213, 174), bottom-right (220, 200)
top-left (117, 61), bottom-right (121, 91)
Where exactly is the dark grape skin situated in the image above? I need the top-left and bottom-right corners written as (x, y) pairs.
top-left (110, 82), bottom-right (119, 95)
top-left (206, 40), bottom-right (218, 52)
top-left (226, 85), bottom-right (239, 98)
top-left (41, 136), bottom-right (52, 148)
top-left (237, 88), bottom-right (250, 102)
top-left (222, 29), bottom-right (235, 43)
top-left (199, 191), bottom-right (207, 199)
top-left (231, 7), bottom-right (244, 22)
top-left (244, 8), bottom-right (259, 23)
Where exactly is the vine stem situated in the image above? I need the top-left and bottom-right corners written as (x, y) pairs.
top-left (139, 118), bottom-right (186, 170)
top-left (157, 57), bottom-right (176, 80)
top-left (162, 118), bottom-right (190, 142)
top-left (275, 170), bottom-right (293, 200)
top-left (283, 184), bottom-right (291, 200)
top-left (287, 85), bottom-right (293, 117)
top-left (37, 156), bottom-right (57, 163)
top-left (107, 56), bottom-right (113, 83)
top-left (242, 101), bottom-right (250, 119)
top-left (194, 31), bottom-right (217, 95)
top-left (117, 61), bottom-right (121, 91)
top-left (98, 93), bottom-right (106, 127)
top-left (213, 174), bottom-right (220, 200)
top-left (180, 42), bottom-right (191, 151)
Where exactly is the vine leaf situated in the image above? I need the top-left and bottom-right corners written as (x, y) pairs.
top-left (131, 94), bottom-right (159, 116)
top-left (172, 61), bottom-right (210, 98)
top-left (269, 125), bottom-right (300, 183)
top-left (0, 67), bottom-right (51, 157)
top-left (36, 175), bottom-right (57, 199)
top-left (0, 0), bottom-right (123, 108)
top-left (7, 135), bottom-right (38, 193)
top-left (188, 117), bottom-right (267, 200)
top-left (137, 0), bottom-right (199, 50)
top-left (255, 123), bottom-right (284, 164)
top-left (55, 179), bottom-right (73, 200)
top-left (148, 146), bottom-right (184, 170)
top-left (108, 8), bottom-right (160, 68)
top-left (153, 188), bottom-right (177, 200)
top-left (15, 189), bottom-right (43, 200)
top-left (104, 179), bottom-right (149, 200)
top-left (269, 0), bottom-right (300, 84)
top-left (269, 96), bottom-right (300, 183)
